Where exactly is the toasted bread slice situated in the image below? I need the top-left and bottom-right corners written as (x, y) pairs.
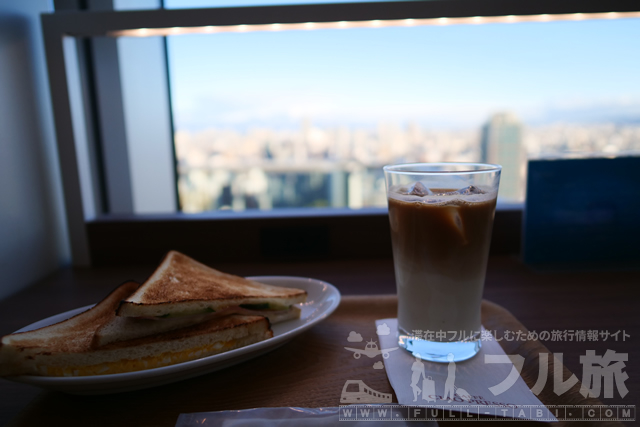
top-left (116, 251), bottom-right (307, 319)
top-left (95, 306), bottom-right (301, 347)
top-left (0, 281), bottom-right (139, 355)
top-left (93, 312), bottom-right (218, 347)
top-left (0, 281), bottom-right (139, 376)
top-left (1, 314), bottom-right (271, 377)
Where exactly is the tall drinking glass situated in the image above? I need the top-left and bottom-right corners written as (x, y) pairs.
top-left (384, 163), bottom-right (501, 362)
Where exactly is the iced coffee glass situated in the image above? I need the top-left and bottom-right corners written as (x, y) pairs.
top-left (384, 163), bottom-right (501, 362)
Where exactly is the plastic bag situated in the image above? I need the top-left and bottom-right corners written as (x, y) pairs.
top-left (176, 406), bottom-right (438, 426)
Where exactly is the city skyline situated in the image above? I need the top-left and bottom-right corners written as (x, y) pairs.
top-left (175, 115), bottom-right (640, 212)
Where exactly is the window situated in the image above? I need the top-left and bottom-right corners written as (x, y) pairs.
top-left (165, 17), bottom-right (640, 212)
top-left (165, 0), bottom-right (393, 7)
top-left (42, 1), bottom-right (640, 264)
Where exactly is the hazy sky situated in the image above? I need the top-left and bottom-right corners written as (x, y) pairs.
top-left (166, 17), bottom-right (640, 131)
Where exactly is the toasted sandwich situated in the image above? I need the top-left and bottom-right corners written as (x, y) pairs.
top-left (0, 281), bottom-right (272, 377)
top-left (116, 251), bottom-right (307, 323)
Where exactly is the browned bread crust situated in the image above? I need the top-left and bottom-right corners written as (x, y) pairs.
top-left (0, 281), bottom-right (139, 354)
top-left (117, 251), bottom-right (307, 317)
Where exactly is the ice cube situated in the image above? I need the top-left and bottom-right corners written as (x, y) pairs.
top-left (407, 181), bottom-right (432, 196)
top-left (442, 205), bottom-right (467, 244)
top-left (446, 185), bottom-right (486, 196)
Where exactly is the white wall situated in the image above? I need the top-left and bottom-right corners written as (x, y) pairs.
top-left (0, 1), bottom-right (70, 300)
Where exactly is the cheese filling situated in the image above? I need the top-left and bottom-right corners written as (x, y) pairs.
top-left (149, 304), bottom-right (292, 320)
top-left (39, 339), bottom-right (239, 377)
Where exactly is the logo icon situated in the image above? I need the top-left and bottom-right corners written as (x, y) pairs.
top-left (344, 339), bottom-right (399, 359)
top-left (341, 380), bottom-right (392, 403)
top-left (376, 323), bottom-right (391, 336)
top-left (347, 331), bottom-right (363, 342)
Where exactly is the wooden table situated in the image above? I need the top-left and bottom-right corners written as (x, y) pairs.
top-left (0, 256), bottom-right (637, 426)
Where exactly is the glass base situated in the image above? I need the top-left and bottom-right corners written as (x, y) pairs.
top-left (398, 333), bottom-right (481, 363)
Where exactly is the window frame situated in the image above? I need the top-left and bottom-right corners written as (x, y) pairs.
top-left (41, 0), bottom-right (640, 265)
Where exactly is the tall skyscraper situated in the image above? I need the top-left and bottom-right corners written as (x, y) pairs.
top-left (481, 113), bottom-right (525, 201)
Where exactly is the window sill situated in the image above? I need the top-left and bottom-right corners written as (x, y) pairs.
top-left (87, 205), bottom-right (522, 266)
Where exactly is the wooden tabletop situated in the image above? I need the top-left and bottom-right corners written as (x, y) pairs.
top-left (0, 256), bottom-right (637, 426)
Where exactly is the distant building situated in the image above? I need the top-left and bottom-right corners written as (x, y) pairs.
top-left (480, 113), bottom-right (525, 201)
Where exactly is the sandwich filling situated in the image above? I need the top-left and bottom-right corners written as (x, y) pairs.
top-left (148, 303), bottom-right (294, 320)
top-left (39, 331), bottom-right (269, 376)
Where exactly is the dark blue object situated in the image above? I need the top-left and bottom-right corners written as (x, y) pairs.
top-left (523, 156), bottom-right (640, 268)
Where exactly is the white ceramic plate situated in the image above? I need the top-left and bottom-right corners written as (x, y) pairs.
top-left (5, 276), bottom-right (340, 395)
